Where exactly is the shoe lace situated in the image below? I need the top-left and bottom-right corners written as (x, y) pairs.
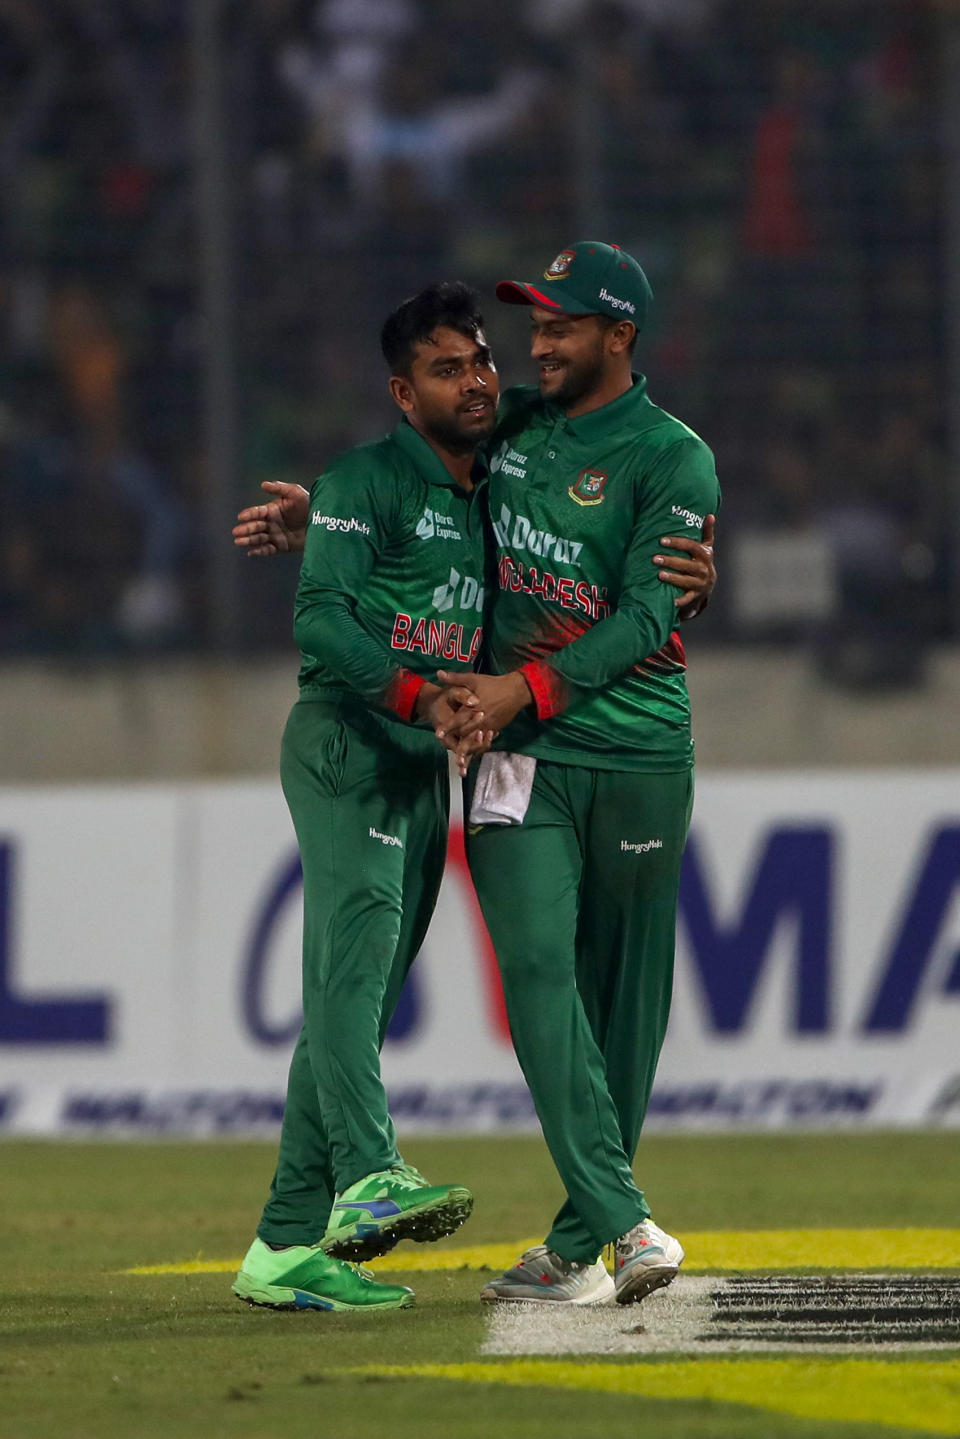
top-left (525, 1248), bottom-right (586, 1277)
top-left (390, 1162), bottom-right (428, 1188)
top-left (618, 1219), bottom-right (652, 1250)
top-left (540, 1250), bottom-right (599, 1280)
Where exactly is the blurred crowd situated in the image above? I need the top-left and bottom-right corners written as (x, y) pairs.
top-left (0, 0), bottom-right (951, 679)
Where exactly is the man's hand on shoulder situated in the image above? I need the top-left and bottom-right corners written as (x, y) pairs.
top-left (654, 513), bottom-right (716, 620)
top-left (232, 481), bottom-right (310, 555)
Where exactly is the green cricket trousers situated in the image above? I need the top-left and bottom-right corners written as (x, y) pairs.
top-left (257, 696), bottom-right (449, 1246)
top-left (466, 758), bottom-right (694, 1264)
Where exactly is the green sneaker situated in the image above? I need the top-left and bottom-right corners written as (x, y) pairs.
top-left (323, 1166), bottom-right (474, 1262)
top-left (232, 1237), bottom-right (414, 1311)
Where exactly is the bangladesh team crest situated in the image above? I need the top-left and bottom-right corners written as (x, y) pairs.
top-left (544, 248), bottom-right (575, 281)
top-left (569, 467), bottom-right (608, 505)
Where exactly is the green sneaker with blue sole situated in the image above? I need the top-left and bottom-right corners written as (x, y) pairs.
top-left (232, 1236), bottom-right (414, 1311)
top-left (323, 1164), bottom-right (474, 1262)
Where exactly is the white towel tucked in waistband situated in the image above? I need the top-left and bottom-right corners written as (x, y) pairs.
top-left (468, 751), bottom-right (537, 826)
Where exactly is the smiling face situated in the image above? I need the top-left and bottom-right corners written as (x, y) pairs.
top-left (528, 307), bottom-right (613, 410)
top-left (389, 325), bottom-right (500, 454)
top-left (527, 305), bottom-right (638, 416)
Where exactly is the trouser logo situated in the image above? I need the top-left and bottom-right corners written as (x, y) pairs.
top-left (621, 839), bottom-right (663, 853)
top-left (369, 827), bottom-right (402, 847)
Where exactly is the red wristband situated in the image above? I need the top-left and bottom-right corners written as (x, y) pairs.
top-left (383, 668), bottom-right (426, 722)
top-left (518, 660), bottom-right (568, 721)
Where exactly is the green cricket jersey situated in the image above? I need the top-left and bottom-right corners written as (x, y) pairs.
top-left (486, 378), bottom-right (720, 771)
top-left (295, 419), bottom-right (488, 722)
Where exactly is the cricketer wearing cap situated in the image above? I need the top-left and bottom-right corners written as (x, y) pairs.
top-left (439, 242), bottom-right (721, 1307)
top-left (230, 259), bottom-right (718, 1310)
top-left (232, 283), bottom-right (499, 1314)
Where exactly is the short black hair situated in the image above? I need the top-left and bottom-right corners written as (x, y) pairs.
top-left (380, 281), bottom-right (485, 376)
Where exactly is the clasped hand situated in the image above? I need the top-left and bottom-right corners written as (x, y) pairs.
top-left (415, 670), bottom-right (534, 777)
top-left (414, 681), bottom-right (488, 777)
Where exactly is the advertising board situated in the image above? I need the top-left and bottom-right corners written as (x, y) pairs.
top-left (1, 774), bottom-right (958, 1133)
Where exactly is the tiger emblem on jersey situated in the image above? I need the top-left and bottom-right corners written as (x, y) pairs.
top-left (569, 468), bottom-right (608, 505)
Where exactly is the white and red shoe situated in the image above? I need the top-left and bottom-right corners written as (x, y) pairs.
top-left (613, 1219), bottom-right (684, 1305)
top-left (480, 1244), bottom-right (615, 1305)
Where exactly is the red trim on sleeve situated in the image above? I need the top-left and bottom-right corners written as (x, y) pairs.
top-left (383, 668), bottom-right (426, 722)
top-left (519, 660), bottom-right (569, 722)
top-left (665, 629), bottom-right (685, 665)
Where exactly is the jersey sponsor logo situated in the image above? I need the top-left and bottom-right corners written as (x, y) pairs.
top-left (391, 612), bottom-right (483, 663)
top-left (598, 286), bottom-right (636, 315)
top-left (497, 555), bottom-right (611, 620)
top-left (369, 827), bottom-right (402, 848)
top-left (431, 567), bottom-right (484, 615)
top-left (416, 506), bottom-right (462, 541)
top-left (621, 838), bottom-right (664, 854)
top-left (671, 504), bottom-right (704, 529)
top-left (544, 248), bottom-right (575, 280)
top-left (312, 513), bottom-right (371, 535)
top-left (569, 468), bottom-right (608, 506)
top-left (491, 503), bottom-right (584, 566)
top-left (489, 442), bottom-right (528, 478)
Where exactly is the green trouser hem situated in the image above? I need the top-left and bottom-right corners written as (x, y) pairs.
top-left (258, 699), bottom-right (448, 1245)
top-left (467, 760), bottom-right (693, 1264)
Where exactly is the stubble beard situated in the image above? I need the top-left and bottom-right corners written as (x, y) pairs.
top-left (541, 349), bottom-right (606, 411)
top-left (424, 409), bottom-right (496, 455)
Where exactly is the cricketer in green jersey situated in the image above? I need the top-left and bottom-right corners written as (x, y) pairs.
top-left (439, 242), bottom-right (721, 1306)
top-left (233, 282), bottom-right (501, 1314)
top-left (231, 259), bottom-right (718, 1309)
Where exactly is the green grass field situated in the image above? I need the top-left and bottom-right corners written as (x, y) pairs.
top-left (2, 1133), bottom-right (959, 1439)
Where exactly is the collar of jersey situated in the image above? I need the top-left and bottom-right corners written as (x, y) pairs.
top-left (545, 373), bottom-right (656, 443)
top-left (394, 417), bottom-right (489, 492)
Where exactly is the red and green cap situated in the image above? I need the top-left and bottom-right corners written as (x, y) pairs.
top-left (496, 241), bottom-right (653, 328)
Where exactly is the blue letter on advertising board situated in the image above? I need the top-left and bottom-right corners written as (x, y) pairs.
top-left (862, 826), bottom-right (960, 1032)
top-left (0, 841), bottom-right (110, 1044)
top-left (241, 851), bottom-right (420, 1046)
top-left (680, 827), bottom-right (833, 1033)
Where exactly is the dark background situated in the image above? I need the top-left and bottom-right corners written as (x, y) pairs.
top-left (1, 0), bottom-right (953, 693)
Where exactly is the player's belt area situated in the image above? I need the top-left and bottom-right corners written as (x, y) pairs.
top-left (706, 1275), bottom-right (960, 1346)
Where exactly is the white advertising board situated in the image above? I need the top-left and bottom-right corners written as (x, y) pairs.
top-left (1, 772), bottom-right (958, 1135)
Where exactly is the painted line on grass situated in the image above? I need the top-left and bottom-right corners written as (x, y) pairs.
top-left (350, 1358), bottom-right (960, 1435)
top-left (122, 1227), bottom-right (960, 1276)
